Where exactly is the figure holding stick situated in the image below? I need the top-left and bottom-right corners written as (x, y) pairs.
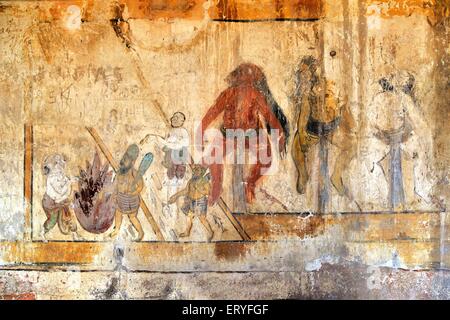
top-left (110, 144), bottom-right (153, 241)
top-left (168, 164), bottom-right (214, 242)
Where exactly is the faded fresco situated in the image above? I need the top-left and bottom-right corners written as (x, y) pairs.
top-left (0, 0), bottom-right (449, 299)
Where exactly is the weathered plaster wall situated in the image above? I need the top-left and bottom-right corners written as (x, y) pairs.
top-left (0, 0), bottom-right (449, 299)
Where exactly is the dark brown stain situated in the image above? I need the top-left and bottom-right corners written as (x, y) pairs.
top-left (0, 292), bottom-right (36, 300)
top-left (125, 0), bottom-right (204, 20)
top-left (4, 242), bottom-right (103, 265)
top-left (214, 242), bottom-right (248, 261)
top-left (103, 277), bottom-right (120, 299)
top-left (216, 0), bottom-right (237, 20)
top-left (211, 0), bottom-right (323, 20)
top-left (366, 0), bottom-right (444, 20)
top-left (110, 2), bottom-right (132, 49)
top-left (294, 0), bottom-right (325, 19)
top-left (216, 0), bottom-right (225, 18)
top-left (236, 214), bottom-right (326, 240)
top-left (81, 0), bottom-right (95, 22)
top-left (148, 0), bottom-right (196, 12)
top-left (275, 0), bottom-right (284, 19)
top-left (0, 4), bottom-right (11, 13)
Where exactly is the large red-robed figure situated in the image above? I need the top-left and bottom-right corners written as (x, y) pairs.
top-left (199, 63), bottom-right (289, 205)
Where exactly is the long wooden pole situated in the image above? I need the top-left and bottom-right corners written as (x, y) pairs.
top-left (188, 152), bottom-right (250, 241)
top-left (86, 127), bottom-right (165, 241)
top-left (24, 124), bottom-right (33, 241)
top-left (217, 198), bottom-right (250, 241)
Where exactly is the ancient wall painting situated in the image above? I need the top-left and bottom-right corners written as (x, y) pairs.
top-left (292, 56), bottom-right (357, 213)
top-left (369, 72), bottom-right (437, 211)
top-left (27, 63), bottom-right (441, 245)
top-left (0, 0), bottom-right (448, 286)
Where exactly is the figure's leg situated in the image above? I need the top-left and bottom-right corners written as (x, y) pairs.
top-left (204, 136), bottom-right (226, 205)
top-left (128, 213), bottom-right (144, 241)
top-left (245, 137), bottom-right (272, 203)
top-left (173, 191), bottom-right (185, 217)
top-left (208, 163), bottom-right (224, 205)
top-left (199, 215), bottom-right (214, 242)
top-left (292, 131), bottom-right (310, 194)
top-left (109, 210), bottom-right (123, 238)
top-left (330, 142), bottom-right (355, 196)
top-left (42, 211), bottom-right (58, 241)
top-left (43, 211), bottom-right (58, 234)
top-left (178, 213), bottom-right (193, 237)
top-left (69, 216), bottom-right (78, 232)
top-left (330, 108), bottom-right (357, 196)
top-left (59, 206), bottom-right (77, 235)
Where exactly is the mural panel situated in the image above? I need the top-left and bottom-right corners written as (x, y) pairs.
top-left (0, 0), bottom-right (448, 299)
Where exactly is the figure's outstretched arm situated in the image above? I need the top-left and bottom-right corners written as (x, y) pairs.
top-left (151, 173), bottom-right (163, 191)
top-left (200, 89), bottom-right (231, 132)
top-left (159, 129), bottom-right (190, 150)
top-left (139, 133), bottom-right (165, 146)
top-left (135, 177), bottom-right (144, 194)
top-left (169, 187), bottom-right (188, 203)
top-left (195, 89), bottom-right (230, 154)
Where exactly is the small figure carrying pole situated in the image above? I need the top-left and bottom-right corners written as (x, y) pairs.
top-left (168, 165), bottom-right (214, 242)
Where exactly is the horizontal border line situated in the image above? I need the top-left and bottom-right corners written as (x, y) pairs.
top-left (0, 239), bottom-right (322, 244)
top-left (234, 210), bottom-right (445, 216)
top-left (1, 265), bottom-right (449, 274)
top-left (211, 18), bottom-right (320, 23)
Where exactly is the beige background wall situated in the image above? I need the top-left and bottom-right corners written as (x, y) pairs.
top-left (0, 0), bottom-right (448, 299)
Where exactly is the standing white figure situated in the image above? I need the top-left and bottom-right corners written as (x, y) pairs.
top-left (369, 72), bottom-right (435, 210)
top-left (140, 112), bottom-right (190, 239)
top-left (41, 154), bottom-right (79, 240)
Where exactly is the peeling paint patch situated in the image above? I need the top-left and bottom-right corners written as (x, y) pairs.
top-left (366, 0), bottom-right (449, 26)
top-left (210, 0), bottom-right (324, 20)
top-left (305, 255), bottom-right (340, 271)
top-left (214, 242), bottom-right (248, 261)
top-left (0, 292), bottom-right (36, 300)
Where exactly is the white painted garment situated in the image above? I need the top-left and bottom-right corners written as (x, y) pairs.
top-left (158, 127), bottom-right (190, 150)
top-left (46, 172), bottom-right (72, 204)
